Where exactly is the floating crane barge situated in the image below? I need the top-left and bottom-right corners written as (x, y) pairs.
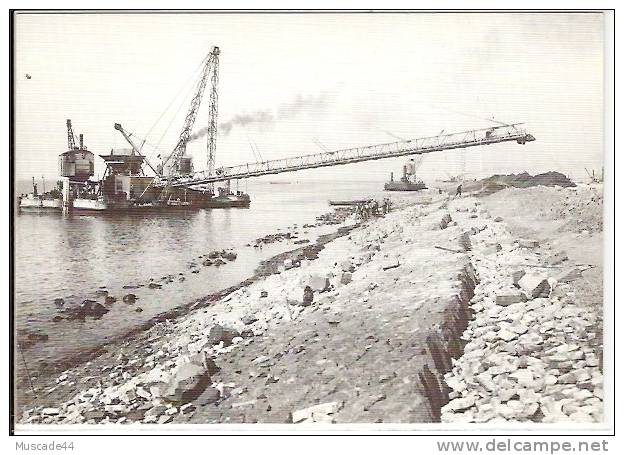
top-left (18, 45), bottom-right (535, 214)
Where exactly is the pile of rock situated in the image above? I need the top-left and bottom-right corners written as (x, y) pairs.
top-left (253, 232), bottom-right (295, 246)
top-left (440, 203), bottom-right (602, 423)
top-left (315, 207), bottom-right (355, 225)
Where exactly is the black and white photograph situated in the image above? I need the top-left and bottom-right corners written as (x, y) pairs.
top-left (7, 7), bottom-right (615, 447)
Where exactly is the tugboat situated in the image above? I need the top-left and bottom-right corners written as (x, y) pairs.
top-left (384, 159), bottom-right (427, 191)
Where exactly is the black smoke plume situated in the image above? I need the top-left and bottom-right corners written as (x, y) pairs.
top-left (189, 91), bottom-right (333, 142)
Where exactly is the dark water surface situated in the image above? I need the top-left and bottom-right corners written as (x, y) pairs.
top-left (14, 179), bottom-right (393, 381)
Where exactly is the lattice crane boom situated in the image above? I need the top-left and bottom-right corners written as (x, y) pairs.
top-left (66, 119), bottom-right (77, 151)
top-left (165, 123), bottom-right (535, 187)
top-left (113, 123), bottom-right (160, 175)
top-left (162, 46), bottom-right (220, 176)
top-left (207, 46), bottom-right (219, 191)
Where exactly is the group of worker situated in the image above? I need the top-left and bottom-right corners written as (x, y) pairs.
top-left (355, 197), bottom-right (392, 220)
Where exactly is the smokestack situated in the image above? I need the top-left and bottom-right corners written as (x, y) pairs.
top-left (79, 134), bottom-right (84, 149)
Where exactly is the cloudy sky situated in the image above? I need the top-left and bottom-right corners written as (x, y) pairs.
top-left (13, 12), bottom-right (605, 182)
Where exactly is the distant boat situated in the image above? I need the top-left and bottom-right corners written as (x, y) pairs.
top-left (384, 181), bottom-right (427, 192)
top-left (269, 181), bottom-right (291, 185)
top-left (384, 165), bottom-right (427, 192)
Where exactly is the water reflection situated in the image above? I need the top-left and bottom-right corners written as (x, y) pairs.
top-left (14, 180), bottom-right (394, 380)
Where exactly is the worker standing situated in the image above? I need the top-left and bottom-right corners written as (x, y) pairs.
top-left (456, 184), bottom-right (463, 197)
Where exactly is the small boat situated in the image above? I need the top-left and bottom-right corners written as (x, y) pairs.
top-left (18, 178), bottom-right (62, 211)
top-left (18, 194), bottom-right (62, 211)
top-left (72, 196), bottom-right (108, 211)
top-left (328, 199), bottom-right (372, 206)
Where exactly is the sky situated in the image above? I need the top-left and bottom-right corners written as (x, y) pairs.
top-left (13, 12), bottom-right (605, 183)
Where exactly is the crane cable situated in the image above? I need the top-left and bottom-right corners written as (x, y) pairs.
top-left (418, 100), bottom-right (511, 128)
top-left (137, 55), bottom-right (209, 166)
top-left (144, 55), bottom-right (208, 141)
top-left (127, 76), bottom-right (201, 169)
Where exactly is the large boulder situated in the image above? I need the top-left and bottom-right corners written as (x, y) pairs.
top-left (195, 387), bottom-right (221, 406)
top-left (518, 239), bottom-right (539, 248)
top-left (292, 402), bottom-right (340, 423)
top-left (496, 293), bottom-right (527, 306)
top-left (207, 324), bottom-right (240, 347)
top-left (309, 275), bottom-right (330, 292)
top-left (458, 232), bottom-right (472, 252)
top-left (65, 299), bottom-right (109, 320)
top-left (302, 286), bottom-right (314, 306)
top-left (161, 361), bottom-right (215, 404)
top-left (511, 270), bottom-right (526, 288)
top-left (241, 314), bottom-right (258, 325)
top-left (223, 251), bottom-right (237, 261)
top-left (339, 260), bottom-right (355, 273)
top-left (518, 273), bottom-right (551, 299)
top-left (546, 251), bottom-right (568, 266)
top-left (81, 299), bottom-right (109, 318)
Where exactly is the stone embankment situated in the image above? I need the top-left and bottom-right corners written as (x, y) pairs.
top-left (18, 185), bottom-right (603, 425)
top-left (19, 194), bottom-right (478, 424)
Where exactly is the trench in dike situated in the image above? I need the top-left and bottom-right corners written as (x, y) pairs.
top-left (418, 261), bottom-right (478, 422)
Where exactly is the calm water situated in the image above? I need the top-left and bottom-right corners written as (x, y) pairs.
top-left (14, 179), bottom-right (398, 381)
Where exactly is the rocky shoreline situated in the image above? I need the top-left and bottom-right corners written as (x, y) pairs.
top-left (16, 185), bottom-right (603, 426)
top-left (14, 207), bottom-right (359, 415)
